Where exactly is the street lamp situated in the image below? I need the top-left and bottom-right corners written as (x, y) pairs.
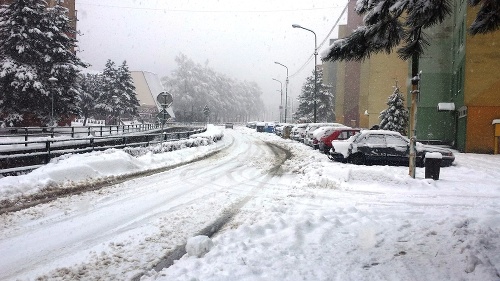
top-left (292, 24), bottom-right (317, 123)
top-left (48, 77), bottom-right (58, 126)
top-left (272, 78), bottom-right (283, 123)
top-left (274, 61), bottom-right (289, 123)
top-left (112, 95), bottom-right (119, 125)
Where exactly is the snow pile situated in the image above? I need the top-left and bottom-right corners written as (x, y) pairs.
top-left (0, 125), bottom-right (227, 201)
top-left (186, 236), bottom-right (214, 258)
top-left (190, 124), bottom-right (224, 140)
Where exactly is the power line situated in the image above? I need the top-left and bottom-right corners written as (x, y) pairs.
top-left (289, 3), bottom-right (348, 79)
top-left (76, 2), bottom-right (345, 13)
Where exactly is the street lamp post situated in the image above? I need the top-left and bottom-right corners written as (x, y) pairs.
top-left (272, 78), bottom-right (283, 123)
top-left (48, 77), bottom-right (58, 126)
top-left (274, 62), bottom-right (289, 123)
top-left (292, 24), bottom-right (317, 123)
top-left (112, 95), bottom-right (119, 126)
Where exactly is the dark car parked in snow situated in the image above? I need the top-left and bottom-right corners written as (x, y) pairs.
top-left (328, 130), bottom-right (455, 167)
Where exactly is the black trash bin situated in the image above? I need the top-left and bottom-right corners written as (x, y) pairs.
top-left (424, 152), bottom-right (442, 180)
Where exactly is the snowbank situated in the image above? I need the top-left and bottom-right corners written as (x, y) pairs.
top-left (0, 125), bottom-right (227, 201)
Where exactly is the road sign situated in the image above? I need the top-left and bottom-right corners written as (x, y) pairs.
top-left (203, 105), bottom-right (210, 116)
top-left (157, 109), bottom-right (171, 124)
top-left (156, 92), bottom-right (173, 108)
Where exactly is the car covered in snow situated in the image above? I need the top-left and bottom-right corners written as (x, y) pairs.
top-left (318, 127), bottom-right (361, 154)
top-left (304, 123), bottom-right (346, 147)
top-left (290, 123), bottom-right (309, 142)
top-left (328, 130), bottom-right (455, 167)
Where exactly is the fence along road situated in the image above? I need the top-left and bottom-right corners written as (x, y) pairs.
top-left (0, 124), bottom-right (205, 175)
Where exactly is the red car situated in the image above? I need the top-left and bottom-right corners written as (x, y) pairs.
top-left (318, 128), bottom-right (361, 154)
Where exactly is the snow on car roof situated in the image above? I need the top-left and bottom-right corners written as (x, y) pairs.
top-left (359, 130), bottom-right (404, 136)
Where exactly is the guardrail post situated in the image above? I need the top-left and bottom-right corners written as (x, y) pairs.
top-left (100, 126), bottom-right (103, 137)
top-left (177, 133), bottom-right (181, 140)
top-left (51, 128), bottom-right (54, 138)
top-left (45, 141), bottom-right (51, 163)
top-left (71, 127), bottom-right (75, 138)
top-left (109, 126), bottom-right (112, 135)
top-left (24, 128), bottom-right (28, 145)
top-left (90, 137), bottom-right (94, 151)
top-left (88, 126), bottom-right (91, 136)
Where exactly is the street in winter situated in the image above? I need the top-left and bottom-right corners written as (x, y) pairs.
top-left (1, 126), bottom-right (499, 280)
top-left (1, 0), bottom-right (500, 280)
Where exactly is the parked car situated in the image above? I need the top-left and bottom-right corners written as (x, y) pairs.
top-left (304, 123), bottom-right (345, 147)
top-left (265, 122), bottom-right (275, 133)
top-left (274, 123), bottom-right (286, 136)
top-left (318, 127), bottom-right (360, 154)
top-left (246, 121), bottom-right (257, 129)
top-left (291, 123), bottom-right (309, 142)
top-left (310, 126), bottom-right (344, 150)
top-left (225, 123), bottom-right (234, 129)
top-left (256, 122), bottom-right (266, 132)
top-left (328, 130), bottom-right (455, 167)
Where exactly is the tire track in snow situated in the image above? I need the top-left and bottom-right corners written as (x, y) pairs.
top-left (132, 141), bottom-right (292, 280)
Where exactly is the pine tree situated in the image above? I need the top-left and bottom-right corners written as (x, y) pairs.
top-left (95, 60), bottom-right (117, 120)
top-left (78, 73), bottom-right (102, 126)
top-left (42, 2), bottom-right (86, 121)
top-left (0, 0), bottom-right (86, 125)
top-left (0, 0), bottom-right (48, 124)
top-left (469, 0), bottom-right (500, 35)
top-left (379, 85), bottom-right (409, 135)
top-left (93, 60), bottom-right (139, 124)
top-left (293, 68), bottom-right (334, 123)
top-left (116, 61), bottom-right (140, 117)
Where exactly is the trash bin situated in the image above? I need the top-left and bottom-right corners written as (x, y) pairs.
top-left (424, 152), bottom-right (442, 180)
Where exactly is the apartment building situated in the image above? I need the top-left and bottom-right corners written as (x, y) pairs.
top-left (327, 0), bottom-right (500, 153)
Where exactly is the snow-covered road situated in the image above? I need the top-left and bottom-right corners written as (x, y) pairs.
top-left (0, 129), bottom-right (290, 280)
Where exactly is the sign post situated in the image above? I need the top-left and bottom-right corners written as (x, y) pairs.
top-left (156, 92), bottom-right (173, 146)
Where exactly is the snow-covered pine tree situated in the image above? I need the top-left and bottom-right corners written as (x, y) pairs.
top-left (469, 0), bottom-right (500, 35)
top-left (316, 68), bottom-right (335, 122)
top-left (95, 60), bottom-right (118, 120)
top-left (293, 68), bottom-right (334, 123)
top-left (379, 85), bottom-right (409, 135)
top-left (293, 73), bottom-right (315, 123)
top-left (41, 2), bottom-right (87, 122)
top-left (0, 0), bottom-right (48, 125)
top-left (78, 73), bottom-right (102, 126)
top-left (117, 61), bottom-right (140, 117)
top-left (0, 0), bottom-right (86, 125)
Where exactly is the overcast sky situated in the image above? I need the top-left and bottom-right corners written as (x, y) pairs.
top-left (76, 0), bottom-right (348, 119)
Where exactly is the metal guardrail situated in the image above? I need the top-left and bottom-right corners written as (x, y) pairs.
top-left (0, 126), bottom-right (206, 176)
top-left (0, 123), bottom-right (165, 144)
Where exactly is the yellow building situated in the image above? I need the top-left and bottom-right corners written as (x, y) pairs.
top-left (359, 53), bottom-right (408, 129)
top-left (462, 5), bottom-right (500, 153)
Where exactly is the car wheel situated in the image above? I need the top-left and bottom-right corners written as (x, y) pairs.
top-left (350, 153), bottom-right (365, 165)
